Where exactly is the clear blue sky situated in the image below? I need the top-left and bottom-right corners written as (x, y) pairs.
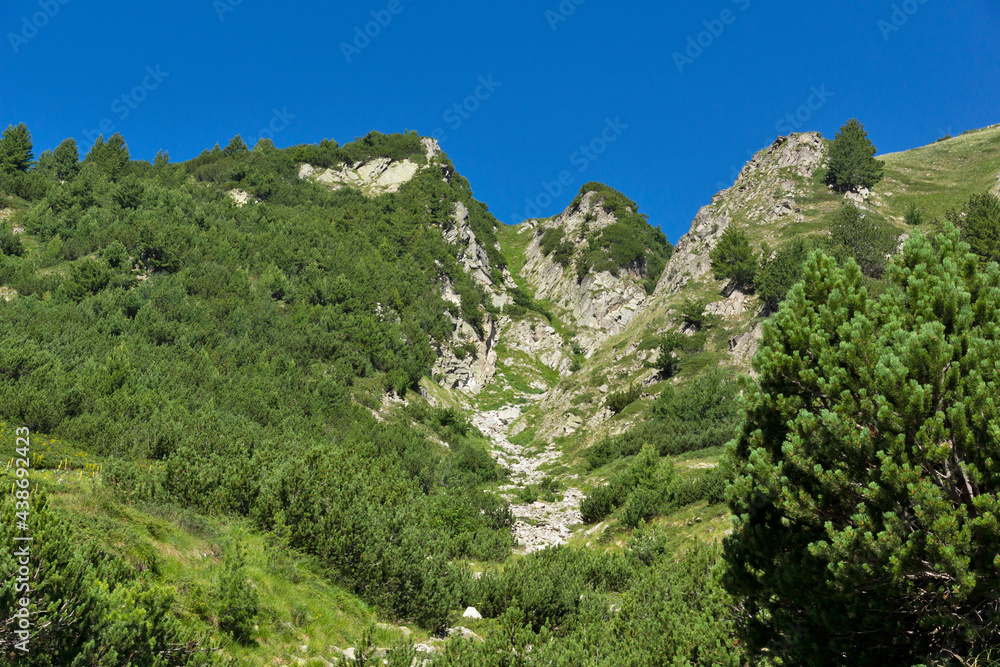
top-left (1, 0), bottom-right (998, 242)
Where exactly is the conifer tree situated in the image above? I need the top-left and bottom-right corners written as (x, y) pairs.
top-left (222, 134), bottom-right (249, 156)
top-left (0, 493), bottom-right (210, 664)
top-left (710, 226), bottom-right (758, 288)
top-left (954, 192), bottom-right (1000, 265)
top-left (723, 226), bottom-right (1000, 665)
top-left (829, 203), bottom-right (899, 278)
top-left (85, 133), bottom-right (130, 181)
top-left (47, 138), bottom-right (80, 181)
top-left (826, 118), bottom-right (885, 191)
top-left (0, 123), bottom-right (34, 173)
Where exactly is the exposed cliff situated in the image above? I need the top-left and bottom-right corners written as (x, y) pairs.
top-left (515, 189), bottom-right (662, 354)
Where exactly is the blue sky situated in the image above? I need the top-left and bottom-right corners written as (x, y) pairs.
top-left (1, 0), bottom-right (997, 242)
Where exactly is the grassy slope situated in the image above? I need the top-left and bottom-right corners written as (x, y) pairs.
top-left (877, 124), bottom-right (1000, 221)
top-left (0, 424), bottom-right (420, 666)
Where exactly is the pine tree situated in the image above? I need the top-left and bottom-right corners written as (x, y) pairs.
top-left (829, 203), bottom-right (899, 277)
top-left (826, 118), bottom-right (885, 192)
top-left (710, 226), bottom-right (758, 288)
top-left (46, 138), bottom-right (80, 180)
top-left (0, 123), bottom-right (34, 173)
top-left (954, 192), bottom-right (1000, 265)
top-left (222, 134), bottom-right (249, 156)
top-left (85, 133), bottom-right (130, 181)
top-left (756, 239), bottom-right (808, 308)
top-left (216, 540), bottom-right (258, 644)
top-left (0, 493), bottom-right (210, 665)
top-left (723, 226), bottom-right (1000, 665)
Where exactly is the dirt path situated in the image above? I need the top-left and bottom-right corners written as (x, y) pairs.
top-left (471, 406), bottom-right (583, 553)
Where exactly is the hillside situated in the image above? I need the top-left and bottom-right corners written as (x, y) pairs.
top-left (0, 122), bottom-right (998, 665)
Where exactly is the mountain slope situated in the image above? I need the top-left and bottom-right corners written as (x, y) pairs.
top-left (1, 121), bottom-right (998, 665)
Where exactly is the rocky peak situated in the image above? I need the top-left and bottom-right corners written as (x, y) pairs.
top-left (517, 190), bottom-right (651, 353)
top-left (737, 132), bottom-right (825, 181)
top-left (655, 133), bottom-right (826, 296)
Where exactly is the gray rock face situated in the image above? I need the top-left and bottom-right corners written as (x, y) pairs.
top-left (298, 157), bottom-right (420, 196)
top-left (518, 192), bottom-right (649, 353)
top-left (655, 132), bottom-right (826, 298)
top-left (729, 321), bottom-right (764, 365)
top-left (738, 132), bottom-right (825, 180)
top-left (504, 318), bottom-right (571, 375)
top-left (432, 311), bottom-right (499, 394)
top-left (705, 286), bottom-right (755, 320)
top-left (444, 202), bottom-right (516, 309)
top-left (654, 205), bottom-right (731, 296)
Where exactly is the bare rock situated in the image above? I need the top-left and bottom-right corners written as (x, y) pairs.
top-left (516, 191), bottom-right (650, 353)
top-left (705, 286), bottom-right (754, 320)
top-left (729, 322), bottom-right (764, 364)
top-left (431, 311), bottom-right (500, 395)
top-left (444, 202), bottom-right (515, 309)
top-left (655, 206), bottom-right (730, 296)
top-left (504, 318), bottom-right (571, 375)
top-left (228, 189), bottom-right (259, 207)
top-left (448, 627), bottom-right (484, 642)
top-left (463, 606), bottom-right (482, 619)
top-left (299, 157), bottom-right (420, 196)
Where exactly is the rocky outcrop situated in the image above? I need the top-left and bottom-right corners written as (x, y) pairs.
top-left (722, 133), bottom-right (825, 223)
top-left (518, 192), bottom-right (649, 353)
top-left (228, 189), bottom-right (259, 207)
top-left (654, 205), bottom-right (731, 296)
top-left (299, 158), bottom-right (420, 196)
top-left (705, 286), bottom-right (755, 320)
top-left (503, 318), bottom-right (572, 376)
top-left (432, 312), bottom-right (499, 394)
top-left (655, 133), bottom-right (825, 298)
top-left (298, 138), bottom-right (443, 196)
top-left (729, 321), bottom-right (764, 365)
top-left (421, 137), bottom-right (442, 161)
top-left (741, 132), bottom-right (825, 179)
top-left (445, 202), bottom-right (516, 309)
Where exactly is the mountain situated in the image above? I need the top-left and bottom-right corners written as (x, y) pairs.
top-left (0, 122), bottom-right (998, 665)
